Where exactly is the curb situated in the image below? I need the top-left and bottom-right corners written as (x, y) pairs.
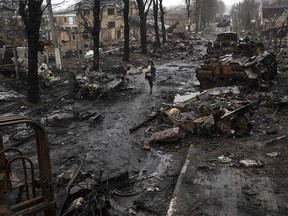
top-left (166, 144), bottom-right (196, 216)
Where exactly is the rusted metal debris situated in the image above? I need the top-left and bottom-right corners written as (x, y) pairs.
top-left (198, 32), bottom-right (278, 90)
top-left (205, 33), bottom-right (256, 59)
top-left (57, 156), bottom-right (84, 216)
top-left (0, 115), bottom-right (55, 215)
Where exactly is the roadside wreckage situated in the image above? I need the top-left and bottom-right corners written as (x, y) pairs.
top-left (74, 65), bottom-right (129, 99)
top-left (130, 87), bottom-right (260, 148)
top-left (159, 92), bottom-right (256, 138)
top-left (206, 32), bottom-right (257, 58)
top-left (0, 115), bottom-right (55, 215)
top-left (0, 115), bottom-right (160, 215)
top-left (200, 33), bottom-right (277, 90)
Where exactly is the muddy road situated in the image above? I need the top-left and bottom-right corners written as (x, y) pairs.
top-left (0, 34), bottom-right (209, 215)
top-left (1, 24), bottom-right (288, 215)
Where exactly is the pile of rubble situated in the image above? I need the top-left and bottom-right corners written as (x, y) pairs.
top-left (74, 66), bottom-right (127, 99)
top-left (128, 86), bottom-right (265, 149)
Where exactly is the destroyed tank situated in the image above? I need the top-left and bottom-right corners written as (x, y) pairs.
top-left (206, 32), bottom-right (256, 58)
top-left (196, 51), bottom-right (277, 90)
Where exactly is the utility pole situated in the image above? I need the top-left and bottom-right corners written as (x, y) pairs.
top-left (46, 0), bottom-right (63, 70)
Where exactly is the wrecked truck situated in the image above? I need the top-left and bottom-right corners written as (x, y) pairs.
top-left (196, 50), bottom-right (277, 90)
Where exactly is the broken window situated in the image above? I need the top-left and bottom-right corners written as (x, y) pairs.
top-left (82, 31), bottom-right (89, 39)
top-left (64, 17), bottom-right (67, 22)
top-left (83, 9), bottom-right (90, 16)
top-left (107, 8), bottom-right (115, 15)
top-left (72, 32), bottom-right (77, 40)
top-left (108, 21), bottom-right (115, 28)
top-left (68, 17), bottom-right (75, 25)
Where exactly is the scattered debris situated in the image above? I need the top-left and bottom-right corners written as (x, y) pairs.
top-left (149, 127), bottom-right (181, 143)
top-left (240, 159), bottom-right (263, 167)
top-left (160, 99), bottom-right (255, 137)
top-left (146, 187), bottom-right (160, 192)
top-left (129, 112), bottom-right (158, 133)
top-left (74, 68), bottom-right (124, 99)
top-left (266, 152), bottom-right (281, 157)
top-left (58, 170), bottom-right (158, 215)
top-left (167, 108), bottom-right (180, 116)
top-left (143, 143), bottom-right (151, 150)
top-left (38, 63), bottom-right (54, 83)
top-left (218, 155), bottom-right (232, 163)
top-left (57, 170), bottom-right (75, 181)
top-left (266, 135), bottom-right (286, 145)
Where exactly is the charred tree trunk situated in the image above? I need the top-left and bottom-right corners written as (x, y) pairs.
top-left (27, 31), bottom-right (40, 103)
top-left (195, 0), bottom-right (200, 33)
top-left (185, 0), bottom-right (191, 32)
top-left (136, 0), bottom-right (152, 55)
top-left (18, 0), bottom-right (44, 103)
top-left (153, 0), bottom-right (161, 48)
top-left (159, 0), bottom-right (166, 44)
top-left (123, 0), bottom-right (130, 61)
top-left (137, 0), bottom-right (148, 55)
top-left (92, 0), bottom-right (100, 71)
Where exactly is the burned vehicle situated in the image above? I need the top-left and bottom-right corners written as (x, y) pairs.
top-left (196, 45), bottom-right (277, 89)
top-left (206, 32), bottom-right (238, 56)
top-left (216, 19), bottom-right (231, 27)
top-left (206, 33), bottom-right (256, 58)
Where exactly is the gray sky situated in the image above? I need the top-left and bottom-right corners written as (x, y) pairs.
top-left (163, 0), bottom-right (242, 7)
top-left (52, 0), bottom-right (242, 9)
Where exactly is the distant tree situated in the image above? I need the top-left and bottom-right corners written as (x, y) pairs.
top-left (159, 0), bottom-right (166, 43)
top-left (153, 0), bottom-right (161, 48)
top-left (136, 0), bottom-right (153, 55)
top-left (0, 0), bottom-right (46, 103)
top-left (231, 0), bottom-right (260, 31)
top-left (184, 0), bottom-right (193, 32)
top-left (201, 0), bottom-right (217, 26)
top-left (193, 0), bottom-right (201, 32)
top-left (193, 0), bottom-right (218, 31)
top-left (217, 0), bottom-right (226, 16)
top-left (0, 9), bottom-right (22, 40)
